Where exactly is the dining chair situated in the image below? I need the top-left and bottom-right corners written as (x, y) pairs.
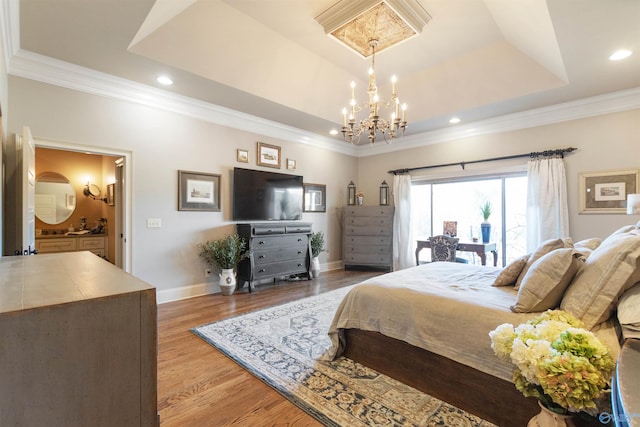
top-left (429, 235), bottom-right (460, 262)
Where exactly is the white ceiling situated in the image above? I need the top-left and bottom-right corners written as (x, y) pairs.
top-left (9, 0), bottom-right (640, 149)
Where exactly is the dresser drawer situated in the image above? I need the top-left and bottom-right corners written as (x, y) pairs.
top-left (344, 206), bottom-right (394, 217)
top-left (36, 238), bottom-right (77, 253)
top-left (343, 253), bottom-right (392, 265)
top-left (251, 234), bottom-right (308, 250)
top-left (78, 237), bottom-right (105, 250)
top-left (253, 247), bottom-right (308, 265)
top-left (344, 216), bottom-right (393, 227)
top-left (253, 259), bottom-right (308, 279)
top-left (344, 235), bottom-right (391, 246)
top-left (344, 244), bottom-right (391, 255)
top-left (252, 224), bottom-right (287, 235)
top-left (344, 225), bottom-right (392, 236)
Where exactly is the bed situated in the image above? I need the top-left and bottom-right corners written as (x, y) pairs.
top-left (325, 225), bottom-right (640, 426)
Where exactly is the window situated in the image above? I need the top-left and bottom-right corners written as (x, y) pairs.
top-left (412, 174), bottom-right (527, 266)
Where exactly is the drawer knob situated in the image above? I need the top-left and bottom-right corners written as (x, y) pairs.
top-left (259, 255), bottom-right (266, 259)
top-left (259, 268), bottom-right (266, 273)
top-left (259, 241), bottom-right (266, 245)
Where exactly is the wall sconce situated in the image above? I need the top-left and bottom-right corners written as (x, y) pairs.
top-left (83, 182), bottom-right (107, 203)
top-left (347, 181), bottom-right (356, 206)
top-left (379, 180), bottom-right (389, 206)
top-left (627, 194), bottom-right (640, 214)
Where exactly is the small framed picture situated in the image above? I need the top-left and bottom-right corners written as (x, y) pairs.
top-left (303, 183), bottom-right (326, 213)
top-left (178, 170), bottom-right (221, 211)
top-left (107, 183), bottom-right (115, 206)
top-left (237, 149), bottom-right (249, 163)
top-left (287, 158), bottom-right (296, 170)
top-left (257, 141), bottom-right (281, 169)
top-left (579, 169), bottom-right (639, 214)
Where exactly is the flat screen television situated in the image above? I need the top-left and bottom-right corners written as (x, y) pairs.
top-left (233, 167), bottom-right (303, 221)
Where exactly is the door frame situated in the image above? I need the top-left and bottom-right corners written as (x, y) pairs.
top-left (34, 137), bottom-right (133, 273)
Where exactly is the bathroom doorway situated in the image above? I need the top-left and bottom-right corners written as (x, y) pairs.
top-left (34, 139), bottom-right (132, 272)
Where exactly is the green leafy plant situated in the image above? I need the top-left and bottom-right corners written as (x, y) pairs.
top-left (198, 234), bottom-right (248, 270)
top-left (310, 231), bottom-right (326, 258)
top-left (480, 200), bottom-right (493, 221)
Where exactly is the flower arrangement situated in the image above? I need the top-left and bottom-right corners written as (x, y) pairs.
top-left (489, 310), bottom-right (614, 416)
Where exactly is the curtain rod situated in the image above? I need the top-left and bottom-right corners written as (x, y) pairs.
top-left (388, 147), bottom-right (577, 175)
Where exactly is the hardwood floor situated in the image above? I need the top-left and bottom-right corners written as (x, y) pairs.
top-left (157, 269), bottom-right (382, 426)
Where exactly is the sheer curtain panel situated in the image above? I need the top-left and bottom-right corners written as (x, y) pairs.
top-left (526, 157), bottom-right (570, 252)
top-left (393, 174), bottom-right (414, 270)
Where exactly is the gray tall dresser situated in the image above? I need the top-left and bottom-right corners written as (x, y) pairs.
top-left (343, 206), bottom-right (394, 271)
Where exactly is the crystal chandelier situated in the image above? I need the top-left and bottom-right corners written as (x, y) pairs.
top-left (341, 38), bottom-right (407, 145)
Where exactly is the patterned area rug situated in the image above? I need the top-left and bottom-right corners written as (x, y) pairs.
top-left (192, 286), bottom-right (496, 427)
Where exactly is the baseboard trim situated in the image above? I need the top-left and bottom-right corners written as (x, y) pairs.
top-left (157, 282), bottom-right (219, 304)
top-left (157, 260), bottom-right (345, 304)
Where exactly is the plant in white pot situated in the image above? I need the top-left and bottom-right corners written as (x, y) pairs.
top-left (309, 231), bottom-right (326, 278)
top-left (480, 200), bottom-right (492, 243)
top-left (198, 234), bottom-right (248, 295)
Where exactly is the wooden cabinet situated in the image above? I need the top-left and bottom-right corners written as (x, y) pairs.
top-left (343, 206), bottom-right (394, 271)
top-left (0, 252), bottom-right (158, 426)
top-left (36, 234), bottom-right (107, 258)
top-left (237, 222), bottom-right (312, 291)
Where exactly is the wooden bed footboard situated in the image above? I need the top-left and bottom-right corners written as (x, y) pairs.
top-left (343, 329), bottom-right (539, 426)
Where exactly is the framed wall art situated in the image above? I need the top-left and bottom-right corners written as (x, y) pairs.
top-left (303, 183), bottom-right (326, 212)
top-left (578, 169), bottom-right (639, 214)
top-left (237, 149), bottom-right (249, 163)
top-left (178, 170), bottom-right (221, 211)
top-left (257, 142), bottom-right (281, 169)
top-left (286, 158), bottom-right (296, 170)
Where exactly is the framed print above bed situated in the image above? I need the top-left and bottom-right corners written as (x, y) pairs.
top-left (178, 170), bottom-right (221, 211)
top-left (579, 169), bottom-right (639, 214)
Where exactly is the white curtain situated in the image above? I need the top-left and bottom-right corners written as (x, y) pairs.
top-left (526, 157), bottom-right (570, 252)
top-left (393, 174), bottom-right (414, 270)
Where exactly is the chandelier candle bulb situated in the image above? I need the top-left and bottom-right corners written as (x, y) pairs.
top-left (391, 75), bottom-right (397, 95)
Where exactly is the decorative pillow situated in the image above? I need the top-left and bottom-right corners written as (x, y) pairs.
top-left (511, 249), bottom-right (582, 313)
top-left (492, 254), bottom-right (529, 286)
top-left (574, 238), bottom-right (602, 251)
top-left (560, 229), bottom-right (640, 329)
top-left (514, 237), bottom-right (574, 290)
top-left (617, 282), bottom-right (640, 331)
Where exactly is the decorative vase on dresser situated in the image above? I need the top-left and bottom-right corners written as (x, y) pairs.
top-left (343, 206), bottom-right (394, 271)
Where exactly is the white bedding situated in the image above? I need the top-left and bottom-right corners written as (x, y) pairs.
top-left (324, 262), bottom-right (621, 382)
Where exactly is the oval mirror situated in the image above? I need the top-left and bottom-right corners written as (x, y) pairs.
top-left (35, 172), bottom-right (77, 224)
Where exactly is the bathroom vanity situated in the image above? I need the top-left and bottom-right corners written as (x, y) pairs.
top-left (35, 233), bottom-right (108, 258)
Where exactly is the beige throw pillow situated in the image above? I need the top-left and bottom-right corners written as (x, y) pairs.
top-left (514, 237), bottom-right (573, 290)
top-left (511, 249), bottom-right (581, 313)
top-left (561, 229), bottom-right (640, 329)
top-left (616, 282), bottom-right (640, 331)
top-left (492, 254), bottom-right (529, 286)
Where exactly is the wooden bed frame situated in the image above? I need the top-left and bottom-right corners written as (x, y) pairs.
top-left (343, 329), bottom-right (542, 426)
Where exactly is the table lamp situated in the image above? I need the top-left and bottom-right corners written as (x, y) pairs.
top-left (627, 194), bottom-right (640, 215)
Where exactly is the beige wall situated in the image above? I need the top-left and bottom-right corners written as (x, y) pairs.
top-left (5, 73), bottom-right (639, 300)
top-left (358, 109), bottom-right (640, 242)
top-left (7, 76), bottom-right (357, 299)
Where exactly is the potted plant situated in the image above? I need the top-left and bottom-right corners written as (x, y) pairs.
top-left (479, 200), bottom-right (492, 243)
top-left (198, 234), bottom-right (248, 295)
top-left (309, 231), bottom-right (326, 278)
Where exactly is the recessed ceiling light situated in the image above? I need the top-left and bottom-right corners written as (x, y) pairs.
top-left (449, 117), bottom-right (461, 124)
top-left (329, 129), bottom-right (339, 135)
top-left (156, 75), bottom-right (174, 85)
top-left (609, 49), bottom-right (632, 61)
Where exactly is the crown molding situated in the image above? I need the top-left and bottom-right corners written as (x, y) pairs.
top-left (7, 49), bottom-right (357, 157)
top-left (358, 87), bottom-right (640, 157)
top-left (5, 46), bottom-right (639, 159)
